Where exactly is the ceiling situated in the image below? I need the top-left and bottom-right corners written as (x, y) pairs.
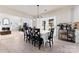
top-left (4, 5), bottom-right (68, 17)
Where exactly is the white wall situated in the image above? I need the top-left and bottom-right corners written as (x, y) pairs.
top-left (1, 5), bottom-right (79, 33)
top-left (73, 6), bottom-right (79, 22)
top-left (37, 6), bottom-right (73, 39)
top-left (43, 6), bottom-right (79, 40)
top-left (42, 6), bottom-right (72, 24)
top-left (0, 13), bottom-right (30, 31)
top-left (36, 17), bottom-right (55, 30)
top-left (0, 6), bottom-right (33, 31)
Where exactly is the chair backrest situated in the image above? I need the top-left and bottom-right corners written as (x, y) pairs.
top-left (27, 27), bottom-right (32, 35)
top-left (34, 28), bottom-right (40, 37)
top-left (50, 28), bottom-right (54, 37)
top-left (23, 23), bottom-right (28, 31)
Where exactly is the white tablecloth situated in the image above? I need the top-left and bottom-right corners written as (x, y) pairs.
top-left (40, 30), bottom-right (50, 46)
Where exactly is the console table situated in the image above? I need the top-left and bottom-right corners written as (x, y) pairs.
top-left (0, 27), bottom-right (11, 35)
top-left (0, 31), bottom-right (11, 35)
top-left (58, 23), bottom-right (75, 43)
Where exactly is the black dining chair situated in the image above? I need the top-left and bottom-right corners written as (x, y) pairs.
top-left (46, 28), bottom-right (54, 47)
top-left (26, 27), bottom-right (32, 43)
top-left (28, 28), bottom-right (34, 43)
top-left (23, 23), bottom-right (28, 41)
top-left (32, 28), bottom-right (43, 49)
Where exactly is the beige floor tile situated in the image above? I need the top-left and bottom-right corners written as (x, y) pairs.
top-left (0, 31), bottom-right (79, 53)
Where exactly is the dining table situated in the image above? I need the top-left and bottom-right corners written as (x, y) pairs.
top-left (40, 30), bottom-right (50, 46)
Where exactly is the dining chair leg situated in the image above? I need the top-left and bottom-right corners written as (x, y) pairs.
top-left (38, 43), bottom-right (40, 49)
top-left (52, 39), bottom-right (53, 44)
top-left (28, 37), bottom-right (30, 43)
top-left (49, 41), bottom-right (51, 47)
top-left (41, 40), bottom-right (44, 47)
top-left (24, 36), bottom-right (26, 41)
top-left (32, 41), bottom-right (33, 45)
top-left (26, 38), bottom-right (27, 43)
top-left (39, 42), bottom-right (42, 50)
top-left (34, 41), bottom-right (36, 46)
top-left (24, 31), bottom-right (26, 41)
top-left (45, 41), bottom-right (48, 47)
top-left (28, 39), bottom-right (30, 43)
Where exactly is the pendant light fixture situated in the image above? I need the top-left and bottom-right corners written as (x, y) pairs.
top-left (37, 5), bottom-right (39, 18)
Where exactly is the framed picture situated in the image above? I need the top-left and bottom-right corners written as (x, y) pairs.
top-left (2, 18), bottom-right (10, 25)
top-left (42, 21), bottom-right (46, 30)
top-left (49, 19), bottom-right (54, 28)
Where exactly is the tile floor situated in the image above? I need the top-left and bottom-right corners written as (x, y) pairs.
top-left (0, 31), bottom-right (79, 53)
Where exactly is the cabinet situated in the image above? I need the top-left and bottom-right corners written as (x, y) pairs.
top-left (58, 23), bottom-right (75, 43)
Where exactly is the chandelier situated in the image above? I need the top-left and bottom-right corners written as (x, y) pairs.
top-left (37, 5), bottom-right (39, 18)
